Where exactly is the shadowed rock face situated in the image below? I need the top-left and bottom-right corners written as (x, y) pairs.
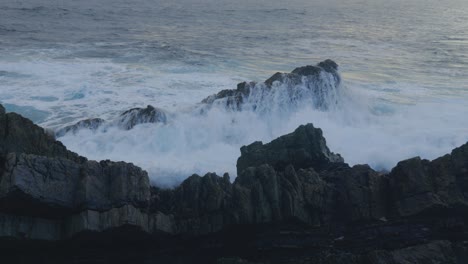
top-left (55, 118), bottom-right (105, 137)
top-left (0, 107), bottom-right (152, 238)
top-left (0, 110), bottom-right (82, 162)
top-left (237, 124), bottom-right (344, 175)
top-left (1, 96), bottom-right (468, 263)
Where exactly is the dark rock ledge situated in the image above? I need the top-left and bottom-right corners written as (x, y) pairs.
top-left (1, 103), bottom-right (468, 264)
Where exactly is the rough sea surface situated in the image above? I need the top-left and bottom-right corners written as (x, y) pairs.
top-left (1, 0), bottom-right (467, 186)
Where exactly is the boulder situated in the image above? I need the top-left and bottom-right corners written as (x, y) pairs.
top-left (117, 105), bottom-right (167, 130)
top-left (237, 124), bottom-right (344, 174)
top-left (201, 82), bottom-right (255, 110)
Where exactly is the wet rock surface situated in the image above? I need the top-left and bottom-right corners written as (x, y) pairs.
top-left (55, 105), bottom-right (167, 136)
top-left (201, 59), bottom-right (341, 111)
top-left (117, 105), bottom-right (167, 130)
top-left (1, 99), bottom-right (468, 263)
top-left (55, 118), bottom-right (105, 137)
top-left (56, 60), bottom-right (340, 137)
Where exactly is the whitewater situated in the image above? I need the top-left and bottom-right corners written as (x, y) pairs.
top-left (1, 0), bottom-right (468, 186)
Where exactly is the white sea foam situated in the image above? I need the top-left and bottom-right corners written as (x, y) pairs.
top-left (58, 73), bottom-right (468, 187)
top-left (0, 56), bottom-right (241, 126)
top-left (2, 57), bottom-right (467, 187)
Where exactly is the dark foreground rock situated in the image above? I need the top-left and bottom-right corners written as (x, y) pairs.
top-left (1, 104), bottom-right (468, 264)
top-left (237, 124), bottom-right (344, 174)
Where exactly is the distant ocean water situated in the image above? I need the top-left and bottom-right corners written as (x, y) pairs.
top-left (1, 0), bottom-right (468, 186)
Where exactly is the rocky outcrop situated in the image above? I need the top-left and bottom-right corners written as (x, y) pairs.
top-left (117, 105), bottom-right (167, 130)
top-left (56, 105), bottom-right (167, 136)
top-left (56, 60), bottom-right (340, 137)
top-left (2, 101), bottom-right (468, 263)
top-left (0, 107), bottom-right (155, 240)
top-left (388, 142), bottom-right (468, 217)
top-left (237, 124), bottom-right (344, 174)
top-left (202, 59), bottom-right (341, 110)
top-left (0, 110), bottom-right (82, 162)
top-left (55, 118), bottom-right (105, 137)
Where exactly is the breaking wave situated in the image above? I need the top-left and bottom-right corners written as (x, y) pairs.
top-left (57, 62), bottom-right (468, 187)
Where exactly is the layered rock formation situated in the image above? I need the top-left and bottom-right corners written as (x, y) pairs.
top-left (1, 104), bottom-right (468, 263)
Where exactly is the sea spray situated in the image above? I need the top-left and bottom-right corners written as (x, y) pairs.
top-left (58, 64), bottom-right (468, 187)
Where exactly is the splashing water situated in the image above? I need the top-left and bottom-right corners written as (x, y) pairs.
top-left (58, 69), bottom-right (468, 187)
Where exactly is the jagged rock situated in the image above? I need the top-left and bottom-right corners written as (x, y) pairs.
top-left (233, 165), bottom-right (335, 226)
top-left (0, 153), bottom-right (150, 212)
top-left (0, 105), bottom-right (154, 240)
top-left (170, 173), bottom-right (233, 234)
top-left (295, 59), bottom-right (339, 76)
top-left (55, 105), bottom-right (167, 136)
top-left (55, 118), bottom-right (105, 137)
top-left (388, 142), bottom-right (468, 217)
top-left (202, 59), bottom-right (341, 111)
top-left (118, 105), bottom-right (167, 130)
top-left (237, 124), bottom-right (344, 174)
top-left (201, 81), bottom-right (255, 109)
top-left (0, 110), bottom-right (82, 162)
top-left (264, 59), bottom-right (339, 87)
top-left (323, 164), bottom-right (388, 222)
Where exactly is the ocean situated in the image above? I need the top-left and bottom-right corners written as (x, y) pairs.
top-left (1, 0), bottom-right (468, 186)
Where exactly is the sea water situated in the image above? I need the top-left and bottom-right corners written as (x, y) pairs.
top-left (1, 0), bottom-right (467, 186)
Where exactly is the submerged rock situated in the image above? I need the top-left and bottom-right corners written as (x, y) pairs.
top-left (56, 105), bottom-right (167, 136)
top-left (117, 104), bottom-right (167, 130)
top-left (55, 118), bottom-right (105, 136)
